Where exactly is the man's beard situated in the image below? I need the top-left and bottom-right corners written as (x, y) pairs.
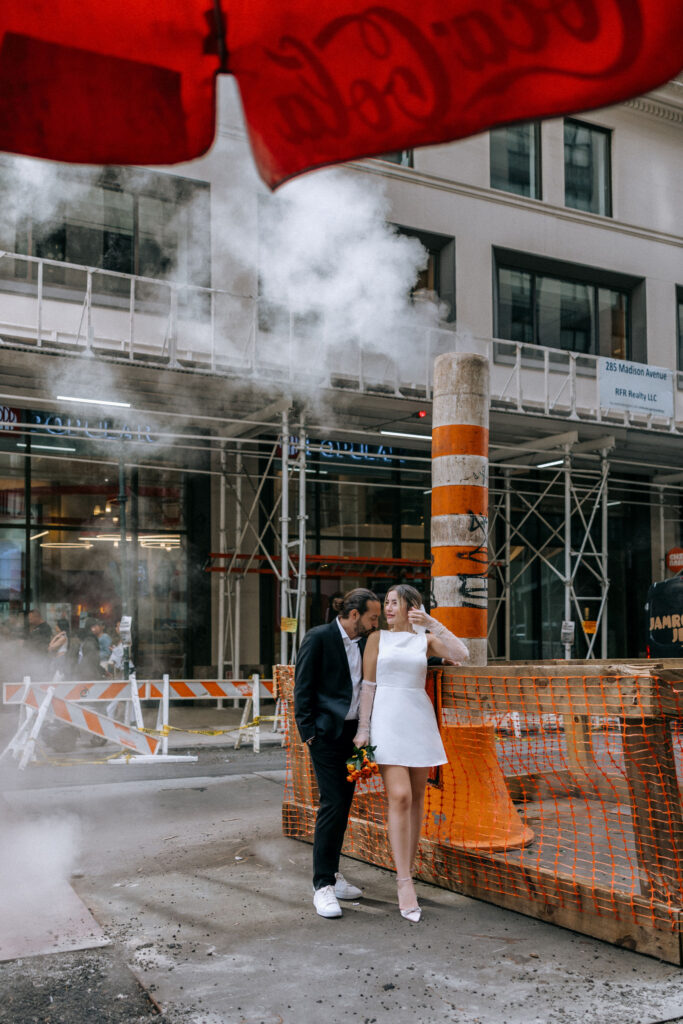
top-left (357, 623), bottom-right (377, 639)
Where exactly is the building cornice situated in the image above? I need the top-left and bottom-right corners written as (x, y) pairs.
top-left (351, 159), bottom-right (683, 252)
top-left (625, 94), bottom-right (683, 126)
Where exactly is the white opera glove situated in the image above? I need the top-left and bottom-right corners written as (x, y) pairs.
top-left (425, 617), bottom-right (469, 663)
top-left (352, 680), bottom-right (377, 748)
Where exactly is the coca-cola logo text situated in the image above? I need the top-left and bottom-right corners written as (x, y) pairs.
top-left (264, 0), bottom-right (643, 145)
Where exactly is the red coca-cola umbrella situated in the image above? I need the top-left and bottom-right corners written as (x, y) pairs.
top-left (0, 1), bottom-right (681, 188)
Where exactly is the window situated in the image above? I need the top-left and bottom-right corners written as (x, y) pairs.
top-left (677, 287), bottom-right (683, 371)
top-left (0, 163), bottom-right (210, 292)
top-left (564, 119), bottom-right (612, 216)
top-left (378, 150), bottom-right (414, 168)
top-left (495, 251), bottom-right (634, 358)
top-left (394, 226), bottom-right (456, 322)
top-left (490, 123), bottom-right (541, 199)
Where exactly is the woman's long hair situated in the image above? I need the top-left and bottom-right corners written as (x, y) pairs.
top-left (385, 583), bottom-right (422, 611)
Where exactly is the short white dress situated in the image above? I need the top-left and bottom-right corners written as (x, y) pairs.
top-left (370, 630), bottom-right (447, 768)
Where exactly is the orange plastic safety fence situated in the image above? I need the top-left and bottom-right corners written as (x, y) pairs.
top-left (276, 663), bottom-right (683, 963)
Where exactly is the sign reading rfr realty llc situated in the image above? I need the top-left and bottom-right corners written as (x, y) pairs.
top-left (599, 358), bottom-right (673, 418)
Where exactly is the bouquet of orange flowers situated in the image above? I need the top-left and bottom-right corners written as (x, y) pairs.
top-left (346, 743), bottom-right (380, 782)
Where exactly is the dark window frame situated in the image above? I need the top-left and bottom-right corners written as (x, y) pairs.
top-left (676, 285), bottom-right (683, 376)
top-left (493, 248), bottom-right (640, 360)
top-left (394, 224), bottom-right (456, 323)
top-left (564, 117), bottom-right (612, 217)
top-left (378, 150), bottom-right (414, 168)
top-left (490, 122), bottom-right (542, 200)
top-left (0, 161), bottom-right (211, 290)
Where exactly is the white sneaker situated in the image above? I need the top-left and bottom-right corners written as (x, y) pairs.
top-left (334, 872), bottom-right (362, 900)
top-left (313, 885), bottom-right (342, 918)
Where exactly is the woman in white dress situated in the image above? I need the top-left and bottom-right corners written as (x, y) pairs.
top-left (353, 584), bottom-right (468, 922)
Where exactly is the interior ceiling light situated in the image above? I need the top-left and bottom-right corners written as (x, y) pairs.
top-left (56, 395), bottom-right (131, 408)
top-left (30, 530), bottom-right (49, 541)
top-left (17, 442), bottom-right (77, 452)
top-left (41, 542), bottom-right (90, 549)
top-left (537, 459), bottom-right (564, 469)
top-left (379, 430), bottom-right (430, 441)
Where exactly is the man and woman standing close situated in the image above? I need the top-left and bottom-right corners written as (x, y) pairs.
top-left (294, 585), bottom-right (468, 922)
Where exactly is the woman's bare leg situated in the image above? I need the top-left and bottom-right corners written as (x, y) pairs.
top-left (381, 764), bottom-right (419, 910)
top-left (408, 767), bottom-right (430, 872)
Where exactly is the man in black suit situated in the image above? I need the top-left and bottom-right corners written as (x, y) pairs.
top-left (294, 587), bottom-right (381, 918)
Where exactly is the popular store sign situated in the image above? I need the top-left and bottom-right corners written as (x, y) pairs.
top-left (598, 357), bottom-right (673, 418)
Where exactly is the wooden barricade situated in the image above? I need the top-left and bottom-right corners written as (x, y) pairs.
top-left (279, 660), bottom-right (683, 964)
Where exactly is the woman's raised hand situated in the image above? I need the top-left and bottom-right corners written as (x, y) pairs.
top-left (407, 607), bottom-right (431, 630)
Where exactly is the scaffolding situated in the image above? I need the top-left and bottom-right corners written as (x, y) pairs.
top-left (3, 373), bottom-right (677, 672)
top-left (206, 414), bottom-right (683, 671)
top-left (488, 433), bottom-right (615, 661)
top-left (209, 410), bottom-right (438, 674)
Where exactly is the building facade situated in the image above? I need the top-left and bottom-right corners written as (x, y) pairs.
top-left (0, 76), bottom-right (681, 678)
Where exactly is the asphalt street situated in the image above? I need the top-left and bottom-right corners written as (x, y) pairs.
top-left (2, 706), bottom-right (683, 1023)
top-left (2, 749), bottom-right (683, 1022)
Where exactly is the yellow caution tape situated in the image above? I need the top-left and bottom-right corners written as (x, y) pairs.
top-left (34, 750), bottom-right (129, 767)
top-left (138, 716), bottom-right (281, 737)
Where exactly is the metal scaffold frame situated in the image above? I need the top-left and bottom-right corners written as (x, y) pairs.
top-left (487, 433), bottom-right (616, 661)
top-left (204, 416), bottom-right (679, 671)
top-left (214, 409), bottom-right (308, 678)
top-left (210, 414), bottom-right (435, 675)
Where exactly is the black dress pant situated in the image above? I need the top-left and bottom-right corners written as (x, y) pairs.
top-left (308, 719), bottom-right (357, 890)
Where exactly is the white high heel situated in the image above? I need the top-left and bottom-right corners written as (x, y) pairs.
top-left (397, 877), bottom-right (421, 923)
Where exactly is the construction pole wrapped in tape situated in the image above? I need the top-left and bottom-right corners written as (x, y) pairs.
top-left (431, 351), bottom-right (489, 666)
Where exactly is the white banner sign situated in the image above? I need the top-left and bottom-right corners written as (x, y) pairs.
top-left (599, 358), bottom-right (673, 418)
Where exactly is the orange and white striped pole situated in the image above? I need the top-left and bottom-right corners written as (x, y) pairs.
top-left (431, 351), bottom-right (489, 665)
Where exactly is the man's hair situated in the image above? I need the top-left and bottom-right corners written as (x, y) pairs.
top-left (339, 588), bottom-right (379, 619)
top-left (385, 583), bottom-right (422, 610)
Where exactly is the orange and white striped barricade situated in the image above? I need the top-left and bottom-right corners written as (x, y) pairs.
top-left (235, 673), bottom-right (261, 753)
top-left (2, 680), bottom-right (158, 769)
top-left (0, 677), bottom-right (37, 763)
top-left (18, 686), bottom-right (56, 771)
top-left (19, 684), bottom-right (159, 759)
top-left (0, 679), bottom-right (55, 770)
top-left (144, 673), bottom-right (278, 753)
top-left (3, 678), bottom-right (132, 706)
top-left (3, 677), bottom-right (199, 767)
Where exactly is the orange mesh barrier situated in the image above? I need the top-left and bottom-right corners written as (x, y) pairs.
top-left (277, 662), bottom-right (683, 964)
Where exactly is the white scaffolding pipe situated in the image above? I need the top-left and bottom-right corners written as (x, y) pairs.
top-left (234, 442), bottom-right (243, 682)
top-left (217, 444), bottom-right (226, 682)
top-left (504, 469), bottom-right (511, 662)
top-left (280, 409), bottom-right (290, 665)
top-left (659, 486), bottom-right (666, 579)
top-left (563, 450), bottom-right (572, 660)
top-left (296, 419), bottom-right (307, 654)
top-left (601, 451), bottom-right (609, 659)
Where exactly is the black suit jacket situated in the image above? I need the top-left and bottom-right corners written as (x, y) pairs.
top-left (294, 620), bottom-right (367, 743)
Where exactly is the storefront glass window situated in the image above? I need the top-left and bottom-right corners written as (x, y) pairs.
top-left (0, 407), bottom-right (205, 681)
